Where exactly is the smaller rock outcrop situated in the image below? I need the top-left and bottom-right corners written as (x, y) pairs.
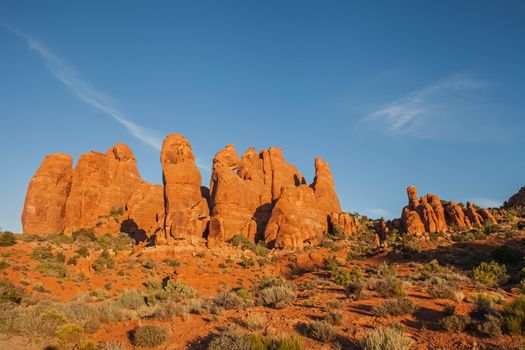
top-left (398, 186), bottom-right (497, 236)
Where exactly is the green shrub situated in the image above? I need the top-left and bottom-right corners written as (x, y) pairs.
top-left (440, 314), bottom-right (471, 333)
top-left (72, 228), bottom-right (96, 242)
top-left (76, 246), bottom-right (89, 258)
top-left (472, 261), bottom-right (509, 286)
top-left (374, 277), bottom-right (406, 298)
top-left (0, 231), bottom-right (16, 247)
top-left (0, 260), bottom-right (8, 270)
top-left (471, 294), bottom-right (495, 318)
top-left (36, 262), bottom-right (67, 278)
top-left (56, 323), bottom-right (83, 344)
top-left (360, 326), bottom-right (413, 350)
top-left (503, 296), bottom-right (525, 335)
top-left (306, 320), bottom-right (336, 343)
top-left (75, 340), bottom-right (97, 350)
top-left (92, 250), bottom-right (115, 272)
top-left (55, 252), bottom-right (66, 263)
top-left (117, 290), bottom-right (144, 310)
top-left (257, 285), bottom-right (295, 308)
top-left (142, 260), bottom-right (156, 269)
top-left (133, 325), bottom-right (168, 347)
top-left (517, 221), bottom-right (525, 230)
top-left (372, 298), bottom-right (418, 317)
top-left (214, 291), bottom-right (245, 310)
top-left (324, 310), bottom-right (343, 325)
top-left (428, 282), bottom-right (463, 301)
top-left (331, 266), bottom-right (364, 287)
top-left (478, 315), bottom-right (503, 338)
top-left (239, 255), bottom-right (256, 268)
top-left (235, 288), bottom-right (252, 301)
top-left (0, 280), bottom-right (23, 304)
top-left (163, 258), bottom-right (180, 268)
top-left (247, 334), bottom-right (304, 350)
top-left (31, 245), bottom-right (54, 261)
top-left (207, 326), bottom-right (251, 350)
top-left (164, 279), bottom-right (197, 298)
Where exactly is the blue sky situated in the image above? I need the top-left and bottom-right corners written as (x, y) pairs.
top-left (1, 1), bottom-right (524, 232)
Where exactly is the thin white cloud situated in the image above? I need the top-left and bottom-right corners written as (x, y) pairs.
top-left (1, 22), bottom-right (163, 150)
top-left (367, 75), bottom-right (488, 135)
top-left (365, 207), bottom-right (392, 219)
top-left (467, 197), bottom-right (502, 208)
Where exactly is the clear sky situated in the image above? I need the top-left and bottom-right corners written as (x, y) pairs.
top-left (1, 1), bottom-right (524, 232)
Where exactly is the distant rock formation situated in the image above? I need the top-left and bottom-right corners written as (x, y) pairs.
top-left (397, 186), bottom-right (496, 236)
top-left (22, 134), bottom-right (356, 249)
top-left (503, 186), bottom-right (525, 209)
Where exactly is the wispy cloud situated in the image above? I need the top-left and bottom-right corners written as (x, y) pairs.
top-left (366, 75), bottom-right (488, 136)
top-left (1, 22), bottom-right (163, 150)
top-left (467, 197), bottom-right (502, 208)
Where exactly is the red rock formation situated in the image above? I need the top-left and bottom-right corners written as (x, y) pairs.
top-left (465, 202), bottom-right (484, 227)
top-left (504, 186), bottom-right (525, 209)
top-left (23, 135), bottom-right (348, 250)
top-left (65, 144), bottom-right (144, 234)
top-left (311, 157), bottom-right (342, 216)
top-left (399, 186), bottom-right (498, 236)
top-left (160, 134), bottom-right (209, 242)
top-left (329, 212), bottom-right (359, 236)
top-left (264, 157), bottom-right (344, 248)
top-left (264, 185), bottom-right (327, 249)
top-left (22, 154), bottom-right (73, 234)
top-left (401, 207), bottom-right (426, 235)
top-left (208, 145), bottom-right (306, 246)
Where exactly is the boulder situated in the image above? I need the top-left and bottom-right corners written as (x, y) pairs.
top-left (22, 153), bottom-right (73, 234)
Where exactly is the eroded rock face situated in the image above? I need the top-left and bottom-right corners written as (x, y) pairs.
top-left (265, 185), bottom-right (327, 249)
top-left (207, 145), bottom-right (307, 246)
top-left (312, 157), bottom-right (342, 216)
top-left (504, 186), bottom-right (525, 209)
top-left (399, 186), bottom-right (497, 236)
top-left (22, 154), bottom-right (73, 235)
top-left (64, 144), bottom-right (143, 234)
top-left (329, 212), bottom-right (359, 236)
top-left (22, 144), bottom-right (164, 240)
top-left (160, 134), bottom-right (209, 242)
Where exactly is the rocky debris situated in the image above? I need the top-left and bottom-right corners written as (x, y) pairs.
top-left (159, 134), bottom-right (209, 243)
top-left (399, 186), bottom-right (497, 236)
top-left (21, 153), bottom-right (73, 235)
top-left (503, 186), bottom-right (525, 209)
top-left (22, 135), bottom-right (350, 249)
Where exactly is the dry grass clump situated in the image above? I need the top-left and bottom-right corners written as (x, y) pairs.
top-left (256, 276), bottom-right (295, 309)
top-left (132, 324), bottom-right (168, 347)
top-left (374, 276), bottom-right (407, 298)
top-left (372, 298), bottom-right (418, 317)
top-left (305, 320), bottom-right (336, 343)
top-left (360, 325), bottom-right (413, 350)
